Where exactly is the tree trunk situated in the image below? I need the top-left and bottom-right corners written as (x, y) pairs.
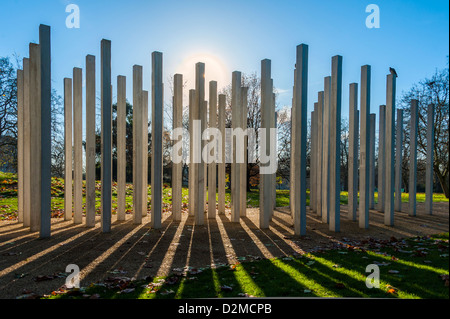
top-left (435, 169), bottom-right (449, 198)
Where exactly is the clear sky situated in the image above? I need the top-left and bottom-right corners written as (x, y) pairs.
top-left (1, 0), bottom-right (448, 125)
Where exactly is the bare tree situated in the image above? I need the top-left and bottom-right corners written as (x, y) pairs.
top-left (399, 61), bottom-right (449, 197)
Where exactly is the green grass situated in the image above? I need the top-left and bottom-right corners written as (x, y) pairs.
top-left (45, 232), bottom-right (449, 299)
top-left (0, 172), bottom-right (448, 220)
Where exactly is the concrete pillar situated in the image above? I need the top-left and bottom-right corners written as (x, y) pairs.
top-left (39, 25), bottom-right (51, 238)
top-left (292, 44), bottom-right (308, 235)
top-left (409, 100), bottom-right (418, 216)
top-left (151, 52), bottom-right (163, 228)
top-left (218, 94), bottom-right (226, 214)
top-left (64, 78), bottom-right (72, 222)
top-left (142, 90), bottom-right (148, 217)
top-left (348, 83), bottom-right (358, 221)
top-left (189, 89), bottom-right (196, 217)
top-left (394, 109), bottom-right (403, 212)
top-left (260, 60), bottom-right (272, 229)
top-left (73, 68), bottom-right (83, 225)
top-left (384, 73), bottom-right (396, 226)
top-left (321, 76), bottom-right (331, 224)
top-left (85, 55), bottom-right (96, 227)
top-left (240, 86), bottom-right (249, 217)
top-left (272, 96), bottom-right (277, 212)
top-left (208, 81), bottom-right (218, 219)
top-left (194, 63), bottom-right (205, 225)
top-left (369, 113), bottom-right (376, 209)
top-left (22, 58), bottom-right (31, 227)
top-left (172, 74), bottom-right (183, 221)
top-left (203, 100), bottom-right (208, 213)
top-left (133, 65), bottom-right (143, 224)
top-left (378, 105), bottom-right (386, 212)
top-left (359, 65), bottom-right (371, 229)
top-left (310, 108), bottom-right (317, 212)
top-left (425, 104), bottom-right (435, 214)
top-left (231, 71), bottom-right (242, 223)
top-left (117, 75), bottom-right (126, 221)
top-left (356, 109), bottom-right (360, 208)
top-left (101, 39), bottom-right (112, 233)
top-left (29, 43), bottom-right (41, 233)
top-left (316, 91), bottom-right (324, 217)
top-left (290, 93), bottom-right (295, 218)
top-left (329, 55), bottom-right (342, 232)
top-left (17, 69), bottom-right (24, 223)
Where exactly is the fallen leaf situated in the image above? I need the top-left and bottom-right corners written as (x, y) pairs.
top-left (117, 288), bottom-right (135, 294)
top-left (335, 283), bottom-right (346, 289)
top-left (387, 288), bottom-right (397, 294)
top-left (220, 285), bottom-right (233, 292)
top-left (388, 270), bottom-right (400, 274)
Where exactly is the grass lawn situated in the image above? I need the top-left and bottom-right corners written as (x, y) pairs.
top-left (0, 172), bottom-right (448, 220)
top-left (44, 232), bottom-right (449, 299)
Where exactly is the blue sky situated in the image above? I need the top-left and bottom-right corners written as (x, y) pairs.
top-left (0, 0), bottom-right (448, 125)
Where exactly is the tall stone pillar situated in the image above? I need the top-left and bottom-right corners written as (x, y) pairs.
top-left (316, 91), bottom-right (324, 217)
top-left (39, 25), bottom-right (51, 238)
top-left (151, 52), bottom-right (163, 228)
top-left (203, 101), bottom-right (208, 213)
top-left (425, 104), bottom-right (435, 215)
top-left (22, 58), bottom-right (31, 227)
top-left (73, 67), bottom-right (83, 225)
top-left (359, 65), bottom-right (371, 229)
top-left (394, 109), bottom-right (403, 212)
top-left (117, 75), bottom-right (126, 221)
top-left (64, 78), bottom-right (72, 221)
top-left (292, 44), bottom-right (308, 235)
top-left (378, 105), bottom-right (386, 212)
top-left (231, 71), bottom-right (242, 223)
top-left (369, 113), bottom-right (376, 209)
top-left (189, 89), bottom-right (196, 217)
top-left (194, 63), bottom-right (205, 225)
top-left (133, 65), bottom-right (143, 224)
top-left (321, 76), bottom-right (331, 224)
top-left (384, 73), bottom-right (396, 226)
top-left (409, 100), bottom-right (419, 216)
top-left (85, 55), bottom-right (96, 227)
top-left (290, 91), bottom-right (295, 218)
top-left (218, 94), bottom-right (226, 215)
top-left (240, 86), bottom-right (249, 217)
top-left (260, 60), bottom-right (272, 229)
top-left (17, 69), bottom-right (24, 223)
top-left (29, 43), bottom-right (41, 233)
top-left (348, 82), bottom-right (358, 221)
top-left (329, 55), bottom-right (342, 232)
top-left (101, 39), bottom-right (112, 233)
top-left (142, 90), bottom-right (149, 217)
top-left (207, 81), bottom-right (218, 219)
top-left (310, 108), bottom-right (317, 212)
top-left (271, 95), bottom-right (277, 212)
top-left (172, 74), bottom-right (183, 221)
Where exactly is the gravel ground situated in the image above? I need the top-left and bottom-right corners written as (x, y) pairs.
top-left (0, 202), bottom-right (448, 298)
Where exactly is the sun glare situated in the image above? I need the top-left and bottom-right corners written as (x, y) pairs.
top-left (176, 53), bottom-right (231, 97)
